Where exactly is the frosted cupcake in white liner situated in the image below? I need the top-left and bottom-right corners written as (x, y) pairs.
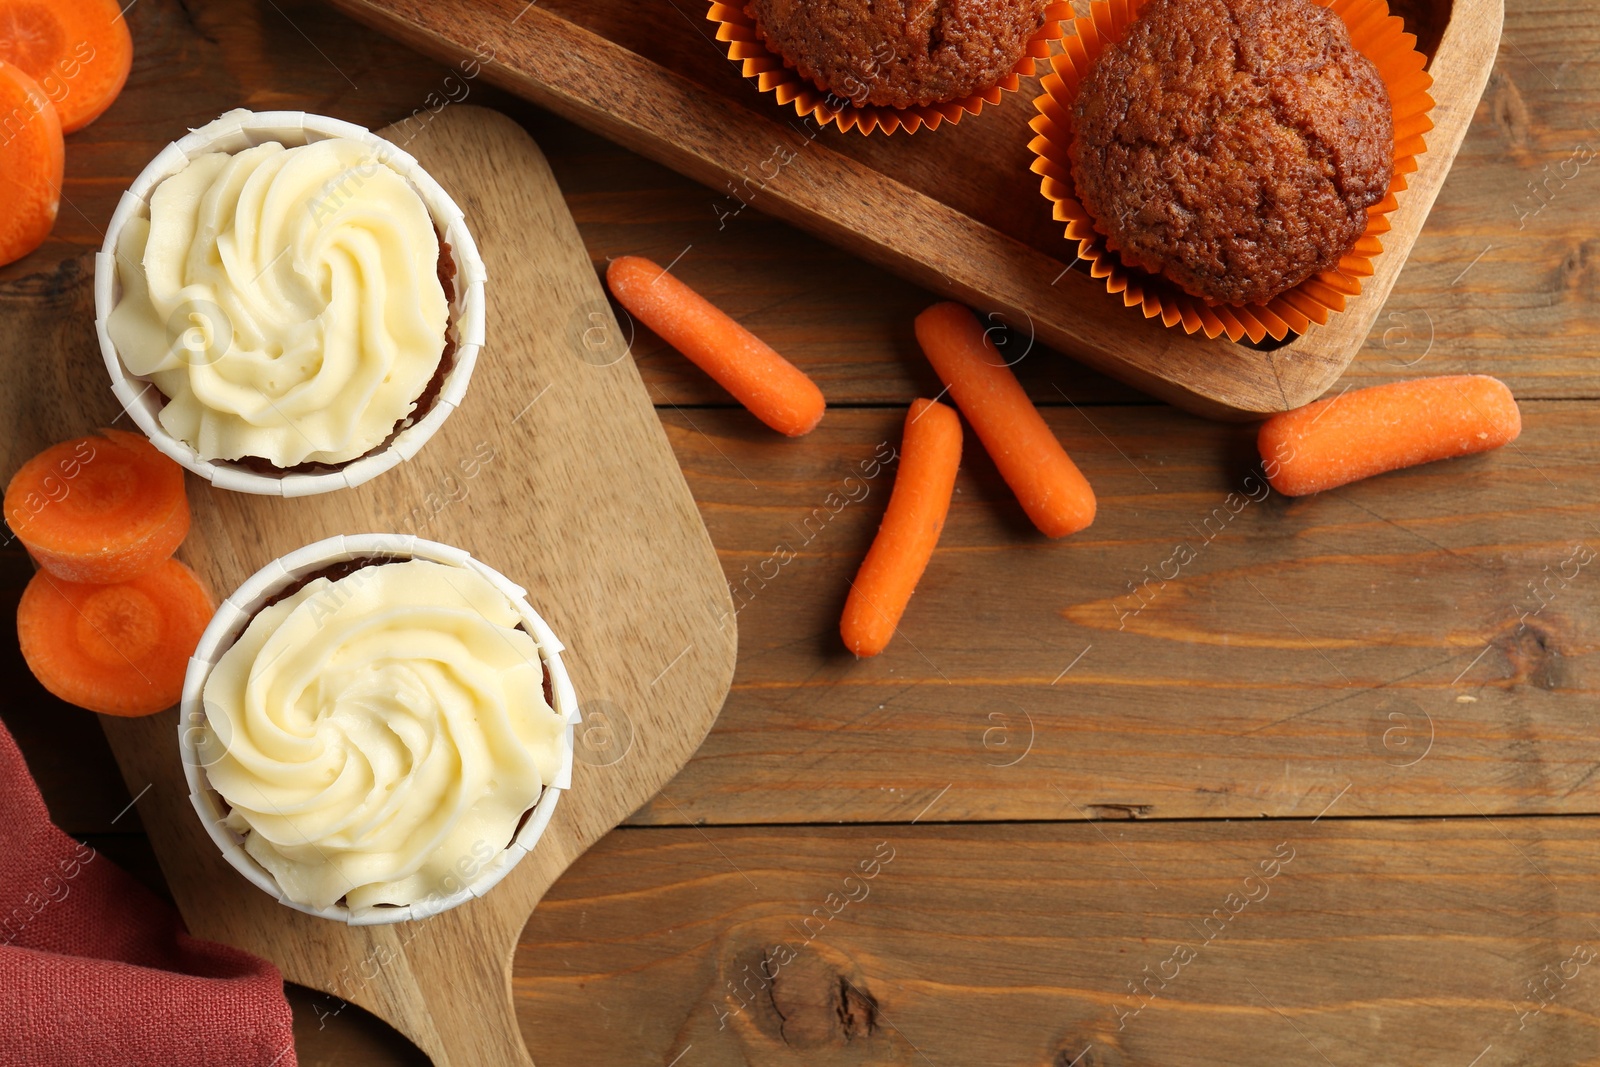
top-left (179, 535), bottom-right (577, 924)
top-left (95, 110), bottom-right (487, 497)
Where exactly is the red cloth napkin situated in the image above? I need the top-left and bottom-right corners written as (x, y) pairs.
top-left (0, 717), bottom-right (297, 1067)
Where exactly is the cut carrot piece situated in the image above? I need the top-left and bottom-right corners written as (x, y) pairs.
top-left (1259, 375), bottom-right (1522, 497)
top-left (0, 0), bottom-right (132, 133)
top-left (914, 303), bottom-right (1096, 538)
top-left (17, 558), bottom-right (214, 717)
top-left (4, 428), bottom-right (190, 583)
top-left (841, 399), bottom-right (961, 658)
top-left (0, 61), bottom-right (62, 266)
top-left (606, 255), bottom-right (826, 436)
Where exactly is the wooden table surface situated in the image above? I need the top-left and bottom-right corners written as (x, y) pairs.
top-left (3, 1), bottom-right (1598, 1064)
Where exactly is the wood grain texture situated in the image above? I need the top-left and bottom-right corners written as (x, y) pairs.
top-left (0, 107), bottom-right (737, 1067)
top-left (17, 399), bottom-right (1600, 834)
top-left (324, 0), bottom-right (1503, 419)
top-left (617, 401), bottom-right (1600, 826)
top-left (1339, 2), bottom-right (1600, 397)
top-left (514, 819), bottom-right (1600, 1067)
top-left (0, 1), bottom-right (1598, 1064)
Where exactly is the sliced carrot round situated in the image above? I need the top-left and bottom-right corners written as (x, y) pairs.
top-left (0, 61), bottom-right (62, 266)
top-left (4, 428), bottom-right (190, 583)
top-left (17, 558), bottom-right (215, 717)
top-left (0, 0), bottom-right (132, 133)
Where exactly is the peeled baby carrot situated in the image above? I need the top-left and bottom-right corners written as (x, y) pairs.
top-left (914, 302), bottom-right (1096, 538)
top-left (606, 255), bottom-right (826, 436)
top-left (1259, 375), bottom-right (1522, 497)
top-left (0, 62), bottom-right (63, 266)
top-left (4, 429), bottom-right (190, 583)
top-left (0, 0), bottom-right (133, 133)
top-left (841, 398), bottom-right (961, 658)
top-left (17, 558), bottom-right (214, 716)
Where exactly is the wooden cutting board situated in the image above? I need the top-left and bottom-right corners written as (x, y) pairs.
top-left (0, 105), bottom-right (737, 1067)
top-left (326, 0), bottom-right (1502, 419)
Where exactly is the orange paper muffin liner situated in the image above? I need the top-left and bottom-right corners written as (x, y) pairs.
top-left (710, 2), bottom-right (1073, 136)
top-left (1028, 0), bottom-right (1435, 342)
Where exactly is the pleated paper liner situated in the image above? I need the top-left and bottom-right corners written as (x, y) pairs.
top-left (1028, 0), bottom-right (1435, 343)
top-left (710, 2), bottom-right (1073, 135)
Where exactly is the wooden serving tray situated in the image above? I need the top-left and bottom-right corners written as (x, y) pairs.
top-left (1, 107), bottom-right (737, 1067)
top-left (327, 0), bottom-right (1502, 419)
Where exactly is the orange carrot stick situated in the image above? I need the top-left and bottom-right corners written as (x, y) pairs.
top-left (841, 398), bottom-right (962, 658)
top-left (0, 62), bottom-right (63, 267)
top-left (1259, 375), bottom-right (1523, 497)
top-left (606, 255), bottom-right (826, 436)
top-left (0, 0), bottom-right (133, 133)
top-left (4, 429), bottom-right (190, 583)
top-left (914, 302), bottom-right (1096, 538)
top-left (17, 558), bottom-right (214, 717)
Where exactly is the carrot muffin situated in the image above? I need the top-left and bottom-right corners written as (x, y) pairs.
top-left (745, 0), bottom-right (1050, 109)
top-left (106, 138), bottom-right (455, 470)
top-left (1068, 0), bottom-right (1394, 307)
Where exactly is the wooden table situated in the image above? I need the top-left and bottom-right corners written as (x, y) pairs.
top-left (3, 1), bottom-right (1598, 1063)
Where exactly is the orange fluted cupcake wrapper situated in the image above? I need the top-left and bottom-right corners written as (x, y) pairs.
top-left (710, 2), bottom-right (1073, 136)
top-left (1028, 0), bottom-right (1435, 343)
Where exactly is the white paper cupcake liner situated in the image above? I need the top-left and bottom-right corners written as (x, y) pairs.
top-left (95, 109), bottom-right (488, 497)
top-left (178, 534), bottom-right (579, 926)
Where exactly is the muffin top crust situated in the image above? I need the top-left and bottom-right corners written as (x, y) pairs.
top-left (746, 0), bottom-right (1049, 109)
top-left (1068, 0), bottom-right (1393, 307)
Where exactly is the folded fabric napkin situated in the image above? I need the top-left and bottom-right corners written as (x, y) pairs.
top-left (0, 717), bottom-right (297, 1067)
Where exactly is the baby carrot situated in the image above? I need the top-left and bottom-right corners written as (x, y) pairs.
top-left (914, 303), bottom-right (1096, 538)
top-left (606, 255), bottom-right (825, 436)
top-left (841, 398), bottom-right (961, 658)
top-left (1259, 375), bottom-right (1522, 497)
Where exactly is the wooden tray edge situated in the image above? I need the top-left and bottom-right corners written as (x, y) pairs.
top-left (326, 0), bottom-right (1503, 421)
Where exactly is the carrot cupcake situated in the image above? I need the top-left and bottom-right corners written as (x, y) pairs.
top-left (184, 536), bottom-right (576, 922)
top-left (1068, 0), bottom-right (1394, 307)
top-left (98, 111), bottom-right (486, 495)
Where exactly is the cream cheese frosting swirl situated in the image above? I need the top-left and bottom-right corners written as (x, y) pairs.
top-left (107, 138), bottom-right (449, 467)
top-left (198, 559), bottom-right (565, 912)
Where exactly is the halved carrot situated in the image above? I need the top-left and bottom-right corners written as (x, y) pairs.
top-left (0, 0), bottom-right (133, 133)
top-left (841, 399), bottom-right (961, 658)
top-left (914, 303), bottom-right (1096, 538)
top-left (0, 61), bottom-right (63, 266)
top-left (17, 558), bottom-right (214, 716)
top-left (4, 428), bottom-right (189, 583)
top-left (606, 255), bottom-right (826, 436)
top-left (1259, 375), bottom-right (1522, 497)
